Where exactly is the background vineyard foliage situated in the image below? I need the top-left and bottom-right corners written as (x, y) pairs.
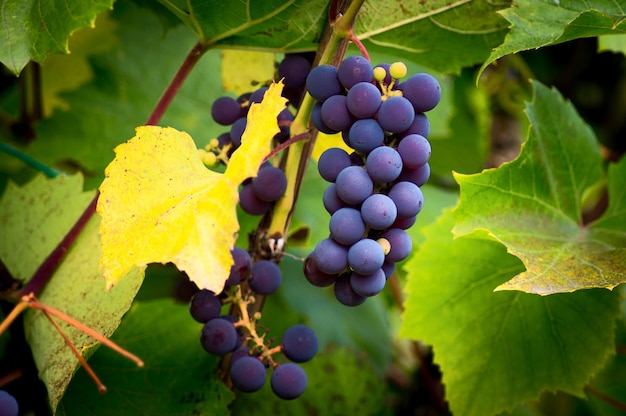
top-left (1, 0), bottom-right (626, 415)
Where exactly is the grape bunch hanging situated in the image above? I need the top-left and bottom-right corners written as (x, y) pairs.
top-left (190, 54), bottom-right (319, 400)
top-left (303, 56), bottom-right (441, 306)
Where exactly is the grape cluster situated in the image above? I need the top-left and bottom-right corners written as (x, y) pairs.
top-left (202, 54), bottom-right (315, 216)
top-left (304, 56), bottom-right (440, 306)
top-left (190, 247), bottom-right (317, 400)
top-left (0, 390), bottom-right (18, 416)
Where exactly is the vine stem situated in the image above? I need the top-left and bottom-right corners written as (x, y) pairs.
top-left (0, 143), bottom-right (60, 178)
top-left (584, 384), bottom-right (626, 412)
top-left (145, 41), bottom-right (209, 126)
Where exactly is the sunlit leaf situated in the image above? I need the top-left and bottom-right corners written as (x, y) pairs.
top-left (453, 81), bottom-right (626, 294)
top-left (401, 210), bottom-right (619, 416)
top-left (98, 81), bottom-right (287, 293)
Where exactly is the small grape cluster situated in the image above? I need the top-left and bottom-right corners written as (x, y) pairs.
top-left (189, 247), bottom-right (318, 400)
top-left (303, 56), bottom-right (440, 306)
top-left (201, 54), bottom-right (314, 217)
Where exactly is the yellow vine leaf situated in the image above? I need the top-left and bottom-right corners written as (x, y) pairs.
top-left (98, 81), bottom-right (287, 293)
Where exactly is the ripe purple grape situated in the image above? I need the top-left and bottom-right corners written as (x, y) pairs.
top-left (226, 246), bottom-right (251, 287)
top-left (252, 165), bottom-right (287, 202)
top-left (279, 54), bottom-right (311, 88)
top-left (230, 356), bottom-right (267, 393)
top-left (348, 118), bottom-right (384, 154)
top-left (271, 363), bottom-right (307, 400)
top-left (366, 145), bottom-right (403, 183)
top-left (230, 117), bottom-right (247, 147)
top-left (360, 194), bottom-right (397, 230)
top-left (397, 134), bottom-right (431, 169)
top-left (388, 181), bottom-right (424, 218)
top-left (239, 183), bottom-right (271, 215)
top-left (311, 102), bottom-right (338, 134)
top-left (382, 228), bottom-right (413, 263)
top-left (346, 82), bottom-right (381, 119)
top-left (335, 166), bottom-right (373, 205)
top-left (281, 324), bottom-right (318, 362)
top-left (401, 113), bottom-right (430, 138)
top-left (320, 94), bottom-right (353, 131)
top-left (189, 289), bottom-right (222, 323)
top-left (334, 274), bottom-right (366, 306)
top-left (306, 65), bottom-right (343, 101)
top-left (338, 55), bottom-right (374, 89)
top-left (322, 184), bottom-right (350, 214)
top-left (350, 268), bottom-right (386, 297)
top-left (398, 163), bottom-right (430, 187)
top-left (397, 73), bottom-right (441, 113)
top-left (200, 318), bottom-right (238, 355)
top-left (303, 255), bottom-right (338, 287)
top-left (377, 96), bottom-right (415, 133)
top-left (249, 87), bottom-right (268, 104)
top-left (250, 260), bottom-right (282, 295)
top-left (329, 207), bottom-right (366, 245)
top-left (313, 238), bottom-right (349, 274)
top-left (348, 238), bottom-right (385, 275)
top-left (211, 96), bottom-right (241, 126)
top-left (318, 147), bottom-right (352, 183)
top-left (0, 390), bottom-right (18, 416)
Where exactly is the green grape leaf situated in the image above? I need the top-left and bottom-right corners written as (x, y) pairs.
top-left (453, 81), bottom-right (626, 295)
top-left (400, 210), bottom-right (620, 416)
top-left (98, 82), bottom-right (287, 294)
top-left (0, 0), bottom-right (114, 75)
top-left (598, 34), bottom-right (626, 55)
top-left (26, 1), bottom-right (227, 190)
top-left (355, 0), bottom-right (511, 73)
top-left (0, 174), bottom-right (143, 412)
top-left (0, 174), bottom-right (95, 282)
top-left (57, 299), bottom-right (234, 415)
top-left (480, 0), bottom-right (626, 75)
top-left (156, 0), bottom-right (329, 50)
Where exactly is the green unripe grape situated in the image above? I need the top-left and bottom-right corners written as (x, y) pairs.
top-left (209, 138), bottom-right (220, 149)
top-left (202, 151), bottom-right (218, 166)
top-left (377, 237), bottom-right (391, 255)
top-left (373, 66), bottom-right (387, 82)
top-left (389, 62), bottom-right (407, 80)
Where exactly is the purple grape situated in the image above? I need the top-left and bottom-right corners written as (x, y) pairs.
top-left (230, 346), bottom-right (252, 364)
top-left (373, 63), bottom-right (392, 85)
top-left (322, 184), bottom-right (350, 214)
top-left (338, 55), bottom-right (374, 89)
top-left (334, 274), bottom-right (366, 306)
top-left (311, 102), bottom-right (338, 134)
top-left (252, 166), bottom-right (287, 202)
top-left (239, 183), bottom-right (271, 215)
top-left (230, 117), bottom-right (247, 147)
top-left (366, 146), bottom-right (403, 183)
top-left (401, 113), bottom-right (430, 138)
top-left (397, 73), bottom-right (441, 113)
top-left (189, 289), bottom-right (222, 323)
top-left (391, 214), bottom-right (417, 230)
top-left (382, 261), bottom-right (396, 279)
top-left (377, 96), bottom-right (415, 133)
top-left (313, 238), bottom-right (349, 274)
top-left (200, 318), bottom-right (238, 355)
top-left (329, 207), bottom-right (366, 245)
top-left (249, 87), bottom-right (268, 104)
top-left (318, 147), bottom-right (352, 183)
top-left (281, 324), bottom-right (318, 362)
top-left (230, 356), bottom-right (267, 393)
top-left (346, 82), bottom-right (381, 119)
top-left (388, 181), bottom-right (424, 218)
top-left (0, 391), bottom-right (18, 416)
top-left (335, 166), bottom-right (373, 205)
top-left (397, 134), bottom-right (431, 169)
top-left (348, 238), bottom-right (385, 275)
top-left (211, 96), bottom-right (241, 126)
top-left (382, 228), bottom-right (413, 263)
top-left (271, 363), bottom-right (307, 400)
top-left (348, 119), bottom-right (385, 154)
top-left (360, 194), bottom-right (397, 230)
top-left (303, 255), bottom-right (338, 287)
top-left (279, 54), bottom-right (311, 88)
top-left (250, 260), bottom-right (282, 295)
top-left (275, 108), bottom-right (294, 143)
top-left (398, 163), bottom-right (430, 187)
top-left (320, 94), bottom-right (353, 131)
top-left (306, 65), bottom-right (343, 101)
top-left (350, 268), bottom-right (386, 297)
